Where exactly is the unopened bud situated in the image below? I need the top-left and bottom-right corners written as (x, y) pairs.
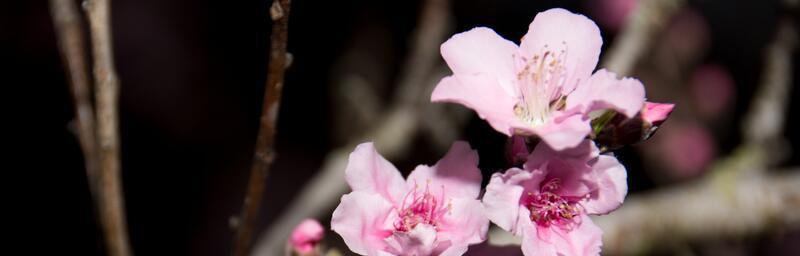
top-left (593, 102), bottom-right (675, 151)
top-left (287, 219), bottom-right (324, 256)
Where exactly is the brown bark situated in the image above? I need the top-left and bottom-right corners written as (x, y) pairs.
top-left (231, 1), bottom-right (293, 256)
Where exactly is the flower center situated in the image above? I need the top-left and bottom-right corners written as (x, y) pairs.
top-left (514, 44), bottom-right (569, 127)
top-left (394, 182), bottom-right (450, 232)
top-left (525, 178), bottom-right (583, 227)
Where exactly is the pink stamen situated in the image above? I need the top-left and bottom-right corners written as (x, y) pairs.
top-left (525, 178), bottom-right (584, 228)
top-left (394, 181), bottom-right (450, 232)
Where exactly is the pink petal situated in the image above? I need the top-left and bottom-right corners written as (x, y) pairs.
top-left (520, 224), bottom-right (556, 256)
top-left (483, 168), bottom-right (542, 233)
top-left (438, 245), bottom-right (470, 256)
top-left (517, 113), bottom-right (591, 151)
top-left (406, 141), bottom-right (482, 199)
top-left (642, 102), bottom-right (675, 126)
top-left (524, 139), bottom-right (598, 169)
top-left (519, 8), bottom-right (602, 94)
top-left (582, 155), bottom-right (628, 215)
top-left (384, 224), bottom-right (438, 256)
top-left (521, 215), bottom-right (602, 256)
top-left (345, 142), bottom-right (408, 205)
top-left (566, 69), bottom-right (646, 118)
top-left (290, 219), bottom-right (325, 254)
top-left (331, 191), bottom-right (395, 255)
top-left (437, 198), bottom-right (490, 248)
top-left (432, 74), bottom-right (519, 136)
top-left (441, 27), bottom-right (520, 96)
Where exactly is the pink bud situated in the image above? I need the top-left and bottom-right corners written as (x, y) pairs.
top-left (642, 102), bottom-right (675, 126)
top-left (290, 219), bottom-right (324, 254)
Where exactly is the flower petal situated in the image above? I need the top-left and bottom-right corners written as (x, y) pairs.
top-left (331, 191), bottom-right (395, 255)
top-left (345, 142), bottom-right (408, 204)
top-left (583, 155), bottom-right (628, 215)
top-left (520, 224), bottom-right (556, 256)
top-left (517, 113), bottom-right (591, 151)
top-left (642, 101), bottom-right (675, 126)
top-left (566, 69), bottom-right (646, 118)
top-left (437, 198), bottom-right (490, 249)
top-left (432, 74), bottom-right (520, 136)
top-left (519, 8), bottom-right (602, 93)
top-left (483, 168), bottom-right (544, 233)
top-left (441, 27), bottom-right (519, 97)
top-left (406, 141), bottom-right (482, 199)
top-left (384, 224), bottom-right (438, 256)
top-left (521, 215), bottom-right (602, 256)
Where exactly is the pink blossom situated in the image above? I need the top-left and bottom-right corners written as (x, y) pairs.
top-left (432, 8), bottom-right (645, 151)
top-left (289, 219), bottom-right (325, 254)
top-left (331, 141), bottom-right (489, 255)
top-left (642, 102), bottom-right (675, 126)
top-left (483, 140), bottom-right (627, 256)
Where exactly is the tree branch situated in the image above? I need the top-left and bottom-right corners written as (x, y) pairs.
top-left (83, 0), bottom-right (132, 255)
top-left (50, 0), bottom-right (99, 196)
top-left (601, 0), bottom-right (685, 76)
top-left (231, 1), bottom-right (293, 256)
top-left (741, 19), bottom-right (796, 165)
top-left (595, 168), bottom-right (800, 255)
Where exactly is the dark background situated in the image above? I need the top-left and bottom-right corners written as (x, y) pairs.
top-left (3, 0), bottom-right (798, 255)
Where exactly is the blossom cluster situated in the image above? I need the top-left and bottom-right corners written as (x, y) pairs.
top-left (329, 8), bottom-right (673, 256)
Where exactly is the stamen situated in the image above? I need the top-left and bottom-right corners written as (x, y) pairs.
top-left (394, 181), bottom-right (450, 232)
top-left (525, 178), bottom-right (583, 227)
top-left (514, 44), bottom-right (570, 127)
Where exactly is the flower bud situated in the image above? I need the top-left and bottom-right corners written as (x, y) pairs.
top-left (288, 219), bottom-right (324, 256)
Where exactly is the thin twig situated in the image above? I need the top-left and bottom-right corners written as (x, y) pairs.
top-left (83, 0), bottom-right (131, 255)
top-left (49, 0), bottom-right (99, 195)
top-left (250, 0), bottom-right (454, 255)
top-left (231, 1), bottom-right (292, 256)
top-left (601, 0), bottom-right (685, 76)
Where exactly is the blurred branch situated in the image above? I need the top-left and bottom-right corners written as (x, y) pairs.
top-left (250, 0), bottom-right (457, 255)
top-left (83, 0), bottom-right (132, 255)
top-left (601, 0), bottom-right (685, 76)
top-left (49, 0), bottom-right (99, 196)
top-left (741, 20), bottom-right (796, 166)
top-left (231, 1), bottom-right (293, 256)
top-left (596, 167), bottom-right (800, 255)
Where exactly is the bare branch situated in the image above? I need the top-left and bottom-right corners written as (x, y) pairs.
top-left (49, 0), bottom-right (99, 195)
top-left (231, 0), bottom-right (293, 256)
top-left (83, 0), bottom-right (132, 255)
top-left (595, 168), bottom-right (800, 255)
top-left (601, 0), bottom-right (685, 76)
top-left (741, 20), bottom-right (796, 165)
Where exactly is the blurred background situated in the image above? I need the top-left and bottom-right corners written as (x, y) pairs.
top-left (4, 0), bottom-right (799, 255)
